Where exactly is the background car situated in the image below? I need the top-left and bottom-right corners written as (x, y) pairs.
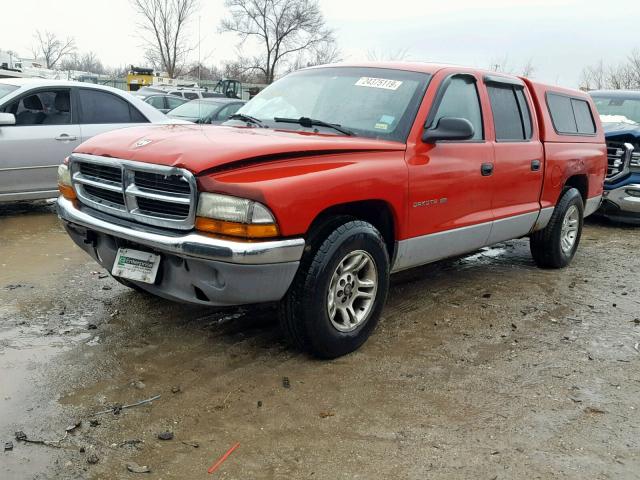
top-left (166, 98), bottom-right (245, 124)
top-left (590, 90), bottom-right (640, 224)
top-left (0, 78), bottom-right (181, 203)
top-left (140, 93), bottom-right (188, 113)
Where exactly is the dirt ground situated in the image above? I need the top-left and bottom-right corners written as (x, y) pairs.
top-left (1, 201), bottom-right (639, 480)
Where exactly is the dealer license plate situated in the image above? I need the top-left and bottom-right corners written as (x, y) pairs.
top-left (112, 248), bottom-right (160, 284)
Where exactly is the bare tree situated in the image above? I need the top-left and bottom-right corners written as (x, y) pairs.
top-left (579, 60), bottom-right (606, 91)
top-left (521, 58), bottom-right (536, 78)
top-left (131, 0), bottom-right (199, 78)
top-left (32, 30), bottom-right (76, 69)
top-left (220, 0), bottom-right (335, 84)
top-left (288, 40), bottom-right (341, 72)
top-left (61, 51), bottom-right (106, 74)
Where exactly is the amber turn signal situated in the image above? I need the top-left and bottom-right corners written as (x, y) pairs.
top-left (195, 217), bottom-right (279, 239)
top-left (58, 183), bottom-right (77, 200)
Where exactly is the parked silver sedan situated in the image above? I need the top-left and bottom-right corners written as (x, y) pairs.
top-left (0, 79), bottom-right (177, 202)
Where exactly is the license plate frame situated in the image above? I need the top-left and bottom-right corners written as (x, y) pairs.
top-left (112, 248), bottom-right (161, 284)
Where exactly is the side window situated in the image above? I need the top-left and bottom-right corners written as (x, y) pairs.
top-left (78, 89), bottom-right (147, 124)
top-left (216, 103), bottom-right (243, 121)
top-left (2, 89), bottom-right (72, 126)
top-left (547, 93), bottom-right (577, 134)
top-left (432, 76), bottom-right (483, 140)
top-left (487, 84), bottom-right (533, 141)
top-left (146, 96), bottom-right (166, 109)
top-left (547, 93), bottom-right (596, 135)
top-left (515, 89), bottom-right (533, 139)
top-left (183, 92), bottom-right (199, 100)
top-left (571, 99), bottom-right (596, 134)
top-left (166, 96), bottom-right (185, 109)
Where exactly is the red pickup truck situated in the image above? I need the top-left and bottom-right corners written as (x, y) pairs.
top-left (57, 63), bottom-right (606, 358)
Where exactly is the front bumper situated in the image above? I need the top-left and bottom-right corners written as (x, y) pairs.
top-left (599, 179), bottom-right (640, 224)
top-left (57, 197), bottom-right (305, 306)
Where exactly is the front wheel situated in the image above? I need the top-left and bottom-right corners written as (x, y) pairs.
top-left (280, 220), bottom-right (390, 358)
top-left (530, 188), bottom-right (584, 268)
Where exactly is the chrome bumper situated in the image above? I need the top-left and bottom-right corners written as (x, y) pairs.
top-left (57, 196), bottom-right (305, 306)
top-left (57, 196), bottom-right (305, 265)
top-left (603, 184), bottom-right (640, 214)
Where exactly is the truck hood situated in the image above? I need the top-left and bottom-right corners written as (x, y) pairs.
top-left (603, 121), bottom-right (640, 143)
top-left (74, 124), bottom-right (406, 175)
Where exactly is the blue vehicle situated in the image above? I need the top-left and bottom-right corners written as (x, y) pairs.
top-left (590, 90), bottom-right (640, 224)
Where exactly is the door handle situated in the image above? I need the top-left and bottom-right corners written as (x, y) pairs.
top-left (531, 159), bottom-right (541, 171)
top-left (55, 134), bottom-right (77, 142)
top-left (481, 163), bottom-right (494, 176)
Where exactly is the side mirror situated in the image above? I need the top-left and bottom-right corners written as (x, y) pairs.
top-left (422, 117), bottom-right (474, 143)
top-left (0, 112), bottom-right (16, 126)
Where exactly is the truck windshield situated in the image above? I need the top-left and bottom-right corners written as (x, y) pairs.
top-left (0, 84), bottom-right (18, 101)
top-left (591, 94), bottom-right (640, 125)
top-left (236, 67), bottom-right (431, 142)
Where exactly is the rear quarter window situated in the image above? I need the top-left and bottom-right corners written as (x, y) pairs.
top-left (546, 92), bottom-right (596, 136)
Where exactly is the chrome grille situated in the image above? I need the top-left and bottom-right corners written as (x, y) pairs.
top-left (69, 154), bottom-right (197, 230)
top-left (605, 141), bottom-right (634, 183)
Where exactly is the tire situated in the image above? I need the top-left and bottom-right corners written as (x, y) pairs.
top-left (280, 219), bottom-right (390, 358)
top-left (530, 188), bottom-right (584, 268)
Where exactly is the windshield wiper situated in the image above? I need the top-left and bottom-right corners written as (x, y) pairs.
top-left (274, 117), bottom-right (355, 136)
top-left (228, 113), bottom-right (266, 127)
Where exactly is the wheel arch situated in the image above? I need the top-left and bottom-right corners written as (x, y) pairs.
top-left (305, 200), bottom-right (398, 261)
top-left (563, 174), bottom-right (588, 205)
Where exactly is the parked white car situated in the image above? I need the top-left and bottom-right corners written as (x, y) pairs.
top-left (0, 79), bottom-right (180, 202)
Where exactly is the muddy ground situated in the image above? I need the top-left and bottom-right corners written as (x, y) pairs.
top-left (1, 201), bottom-right (639, 480)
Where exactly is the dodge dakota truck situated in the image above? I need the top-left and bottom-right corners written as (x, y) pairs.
top-left (590, 90), bottom-right (640, 224)
top-left (57, 63), bottom-right (607, 358)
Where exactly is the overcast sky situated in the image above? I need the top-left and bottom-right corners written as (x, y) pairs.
top-left (1, 0), bottom-right (638, 87)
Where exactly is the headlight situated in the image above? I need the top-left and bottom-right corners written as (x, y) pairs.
top-left (195, 193), bottom-right (279, 239)
top-left (57, 160), bottom-right (76, 200)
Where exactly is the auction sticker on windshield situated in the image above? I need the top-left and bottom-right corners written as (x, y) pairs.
top-left (112, 248), bottom-right (160, 284)
top-left (355, 77), bottom-right (403, 90)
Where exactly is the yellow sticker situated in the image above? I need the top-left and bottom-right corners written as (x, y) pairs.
top-left (374, 123), bottom-right (389, 130)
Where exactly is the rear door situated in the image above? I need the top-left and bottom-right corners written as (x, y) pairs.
top-left (0, 87), bottom-right (81, 198)
top-left (484, 76), bottom-right (544, 243)
top-left (77, 87), bottom-right (149, 142)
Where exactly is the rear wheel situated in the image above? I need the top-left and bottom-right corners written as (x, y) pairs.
top-left (280, 219), bottom-right (390, 358)
top-left (530, 188), bottom-right (584, 268)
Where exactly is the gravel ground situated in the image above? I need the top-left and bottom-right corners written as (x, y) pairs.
top-left (1, 201), bottom-right (639, 480)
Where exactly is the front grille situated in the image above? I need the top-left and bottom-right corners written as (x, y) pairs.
top-left (84, 185), bottom-right (125, 206)
top-left (137, 197), bottom-right (190, 217)
top-left (79, 163), bottom-right (122, 183)
top-left (70, 155), bottom-right (197, 230)
top-left (606, 142), bottom-right (626, 178)
top-left (134, 171), bottom-right (191, 194)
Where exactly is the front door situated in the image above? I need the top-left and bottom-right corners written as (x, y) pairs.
top-left (0, 88), bottom-right (80, 199)
top-left (396, 72), bottom-right (495, 271)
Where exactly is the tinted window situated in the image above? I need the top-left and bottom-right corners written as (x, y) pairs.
top-left (79, 89), bottom-right (130, 123)
top-left (515, 89), bottom-right (532, 139)
top-left (166, 96), bottom-right (186, 109)
top-left (571, 98), bottom-right (596, 134)
top-left (547, 94), bottom-right (577, 133)
top-left (487, 85), bottom-right (524, 140)
top-left (216, 103), bottom-right (243, 121)
top-left (432, 76), bottom-right (483, 140)
top-left (146, 96), bottom-right (166, 109)
top-left (79, 89), bottom-right (146, 124)
top-left (183, 92), bottom-right (199, 100)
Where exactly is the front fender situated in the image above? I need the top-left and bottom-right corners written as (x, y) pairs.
top-left (197, 151), bottom-right (409, 239)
